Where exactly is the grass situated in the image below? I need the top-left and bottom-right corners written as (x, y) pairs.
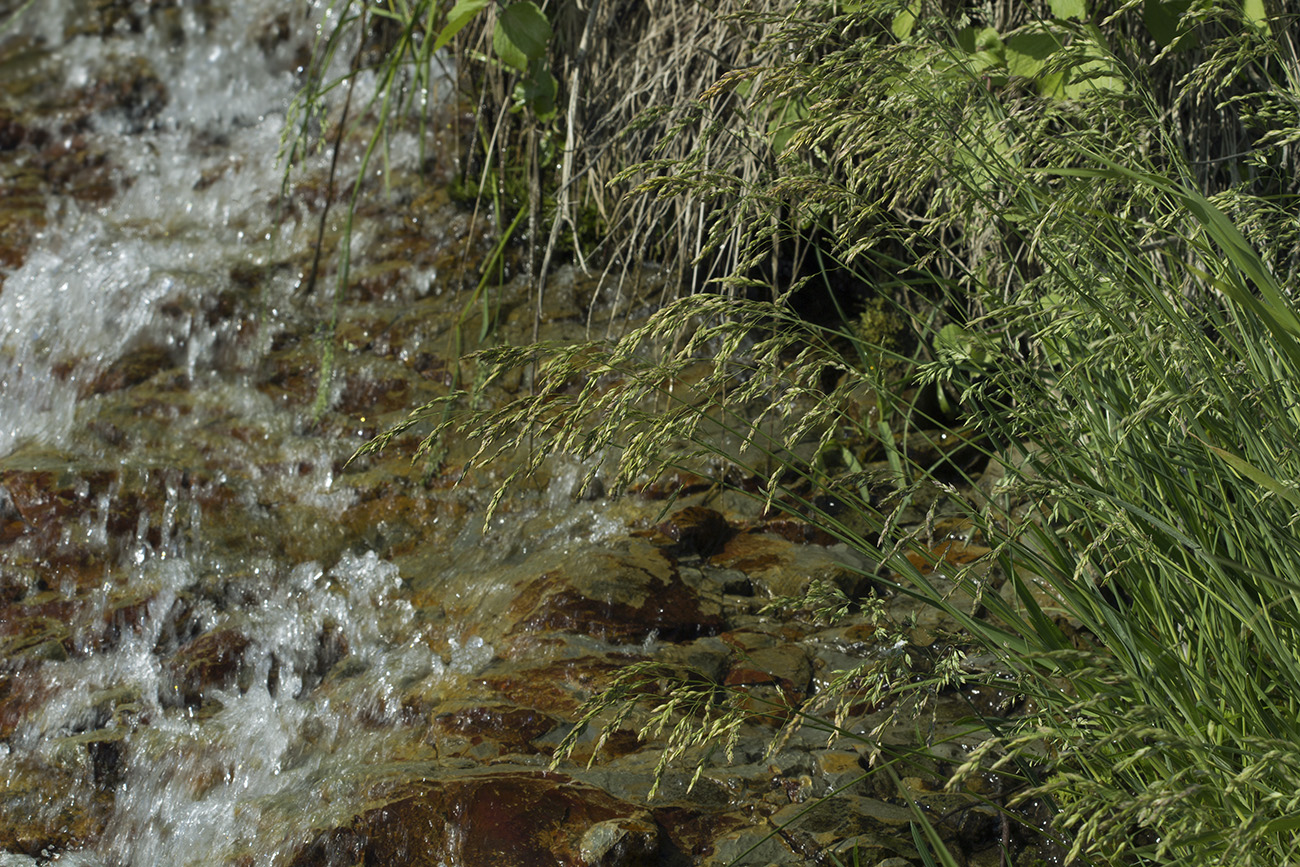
top-left (348, 0), bottom-right (1300, 864)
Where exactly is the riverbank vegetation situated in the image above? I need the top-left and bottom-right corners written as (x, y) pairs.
top-left (308, 0), bottom-right (1300, 863)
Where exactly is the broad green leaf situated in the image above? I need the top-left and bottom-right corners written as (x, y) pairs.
top-left (1260, 812), bottom-right (1300, 834)
top-left (934, 323), bottom-right (994, 366)
top-left (1142, 0), bottom-right (1198, 50)
top-left (955, 26), bottom-right (1004, 72)
top-left (1005, 31), bottom-right (1062, 79)
top-left (1060, 57), bottom-right (1125, 97)
top-left (517, 58), bottom-right (558, 121)
top-left (891, 0), bottom-right (920, 41)
top-left (1244, 0), bottom-right (1269, 32)
top-left (956, 26), bottom-right (1003, 54)
top-left (768, 96), bottom-right (807, 154)
top-left (432, 0), bottom-right (490, 53)
top-left (1049, 0), bottom-right (1087, 20)
top-left (494, 1), bottom-right (551, 72)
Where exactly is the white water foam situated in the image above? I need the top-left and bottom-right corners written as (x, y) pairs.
top-left (0, 0), bottom-right (408, 457)
top-left (0, 3), bottom-right (463, 865)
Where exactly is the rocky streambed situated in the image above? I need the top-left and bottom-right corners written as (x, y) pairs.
top-left (0, 2), bottom-right (1059, 865)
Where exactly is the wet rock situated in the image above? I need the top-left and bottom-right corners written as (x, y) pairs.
top-left (427, 702), bottom-right (559, 758)
top-left (80, 55), bottom-right (168, 131)
top-left (630, 471), bottom-right (716, 500)
top-left (891, 539), bottom-right (995, 633)
top-left (0, 107), bottom-right (27, 150)
top-left (288, 771), bottom-right (656, 867)
top-left (721, 638), bottom-right (813, 722)
top-left (764, 794), bottom-right (916, 863)
top-left (1, 462), bottom-right (108, 530)
top-left (579, 815), bottom-right (659, 867)
top-left (480, 654), bottom-right (633, 717)
top-left (0, 594), bottom-right (80, 660)
top-left (80, 587), bottom-right (187, 656)
top-left (0, 669), bottom-right (54, 741)
top-left (710, 531), bottom-right (872, 600)
top-left (0, 753), bottom-right (111, 856)
top-left (80, 344), bottom-right (173, 397)
top-left (336, 368), bottom-right (416, 417)
top-left (507, 541), bottom-right (723, 643)
top-left (756, 515), bottom-right (841, 546)
top-left (648, 505), bottom-right (733, 558)
top-left (903, 539), bottom-right (993, 578)
top-left (652, 635), bottom-right (732, 684)
top-left (257, 346), bottom-right (321, 407)
top-left (163, 627), bottom-right (251, 707)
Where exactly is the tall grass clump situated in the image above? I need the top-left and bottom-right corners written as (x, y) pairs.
top-left (360, 0), bottom-right (1300, 862)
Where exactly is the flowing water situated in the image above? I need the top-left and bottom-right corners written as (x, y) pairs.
top-left (0, 3), bottom-right (616, 863)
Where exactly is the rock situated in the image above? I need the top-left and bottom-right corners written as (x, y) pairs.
top-left (287, 771), bottom-right (656, 867)
top-left (480, 654), bottom-right (635, 717)
top-left (163, 627), bottom-right (251, 707)
top-left (649, 805), bottom-right (747, 864)
top-left (506, 541), bottom-right (724, 643)
top-left (0, 669), bottom-right (54, 741)
top-left (427, 702), bottom-right (560, 758)
top-left (80, 344), bottom-right (173, 397)
top-left (649, 505), bottom-right (733, 557)
top-left (765, 794), bottom-right (916, 863)
top-left (579, 816), bottom-right (659, 867)
top-left (710, 531), bottom-right (871, 600)
top-left (0, 753), bottom-right (111, 856)
top-left (720, 636), bottom-right (813, 722)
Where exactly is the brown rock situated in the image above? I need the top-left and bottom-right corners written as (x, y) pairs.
top-left (164, 627), bottom-right (251, 707)
top-left (722, 642), bottom-right (813, 721)
top-left (481, 655), bottom-right (632, 717)
top-left (903, 539), bottom-right (993, 577)
top-left (0, 669), bottom-right (54, 741)
top-left (710, 531), bottom-right (869, 599)
top-left (651, 804), bottom-right (746, 863)
top-left (579, 816), bottom-right (659, 867)
top-left (0, 754), bottom-right (111, 856)
top-left (288, 772), bottom-right (657, 867)
top-left (427, 702), bottom-right (559, 757)
top-left (508, 542), bottom-right (723, 643)
top-left (80, 344), bottom-right (172, 397)
top-left (649, 505), bottom-right (733, 557)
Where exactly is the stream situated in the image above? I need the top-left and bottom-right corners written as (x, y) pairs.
top-left (0, 3), bottom-right (1036, 865)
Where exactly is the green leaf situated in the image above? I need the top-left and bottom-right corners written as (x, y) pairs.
top-left (1048, 0), bottom-right (1087, 20)
top-left (891, 0), bottom-right (920, 41)
top-left (1201, 442), bottom-right (1300, 510)
top-left (1243, 0), bottom-right (1269, 32)
top-left (1005, 31), bottom-right (1062, 79)
top-left (493, 1), bottom-right (552, 72)
top-left (1142, 0), bottom-right (1199, 50)
top-left (432, 0), bottom-right (490, 53)
top-left (1261, 812), bottom-right (1300, 835)
top-left (516, 58), bottom-right (558, 121)
top-left (934, 323), bottom-right (992, 366)
top-left (768, 96), bottom-right (807, 154)
top-left (955, 26), bottom-right (1004, 72)
top-left (1060, 56), bottom-right (1125, 97)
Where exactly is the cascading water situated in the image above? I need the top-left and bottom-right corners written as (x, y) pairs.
top-left (0, 3), bottom-right (532, 863)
